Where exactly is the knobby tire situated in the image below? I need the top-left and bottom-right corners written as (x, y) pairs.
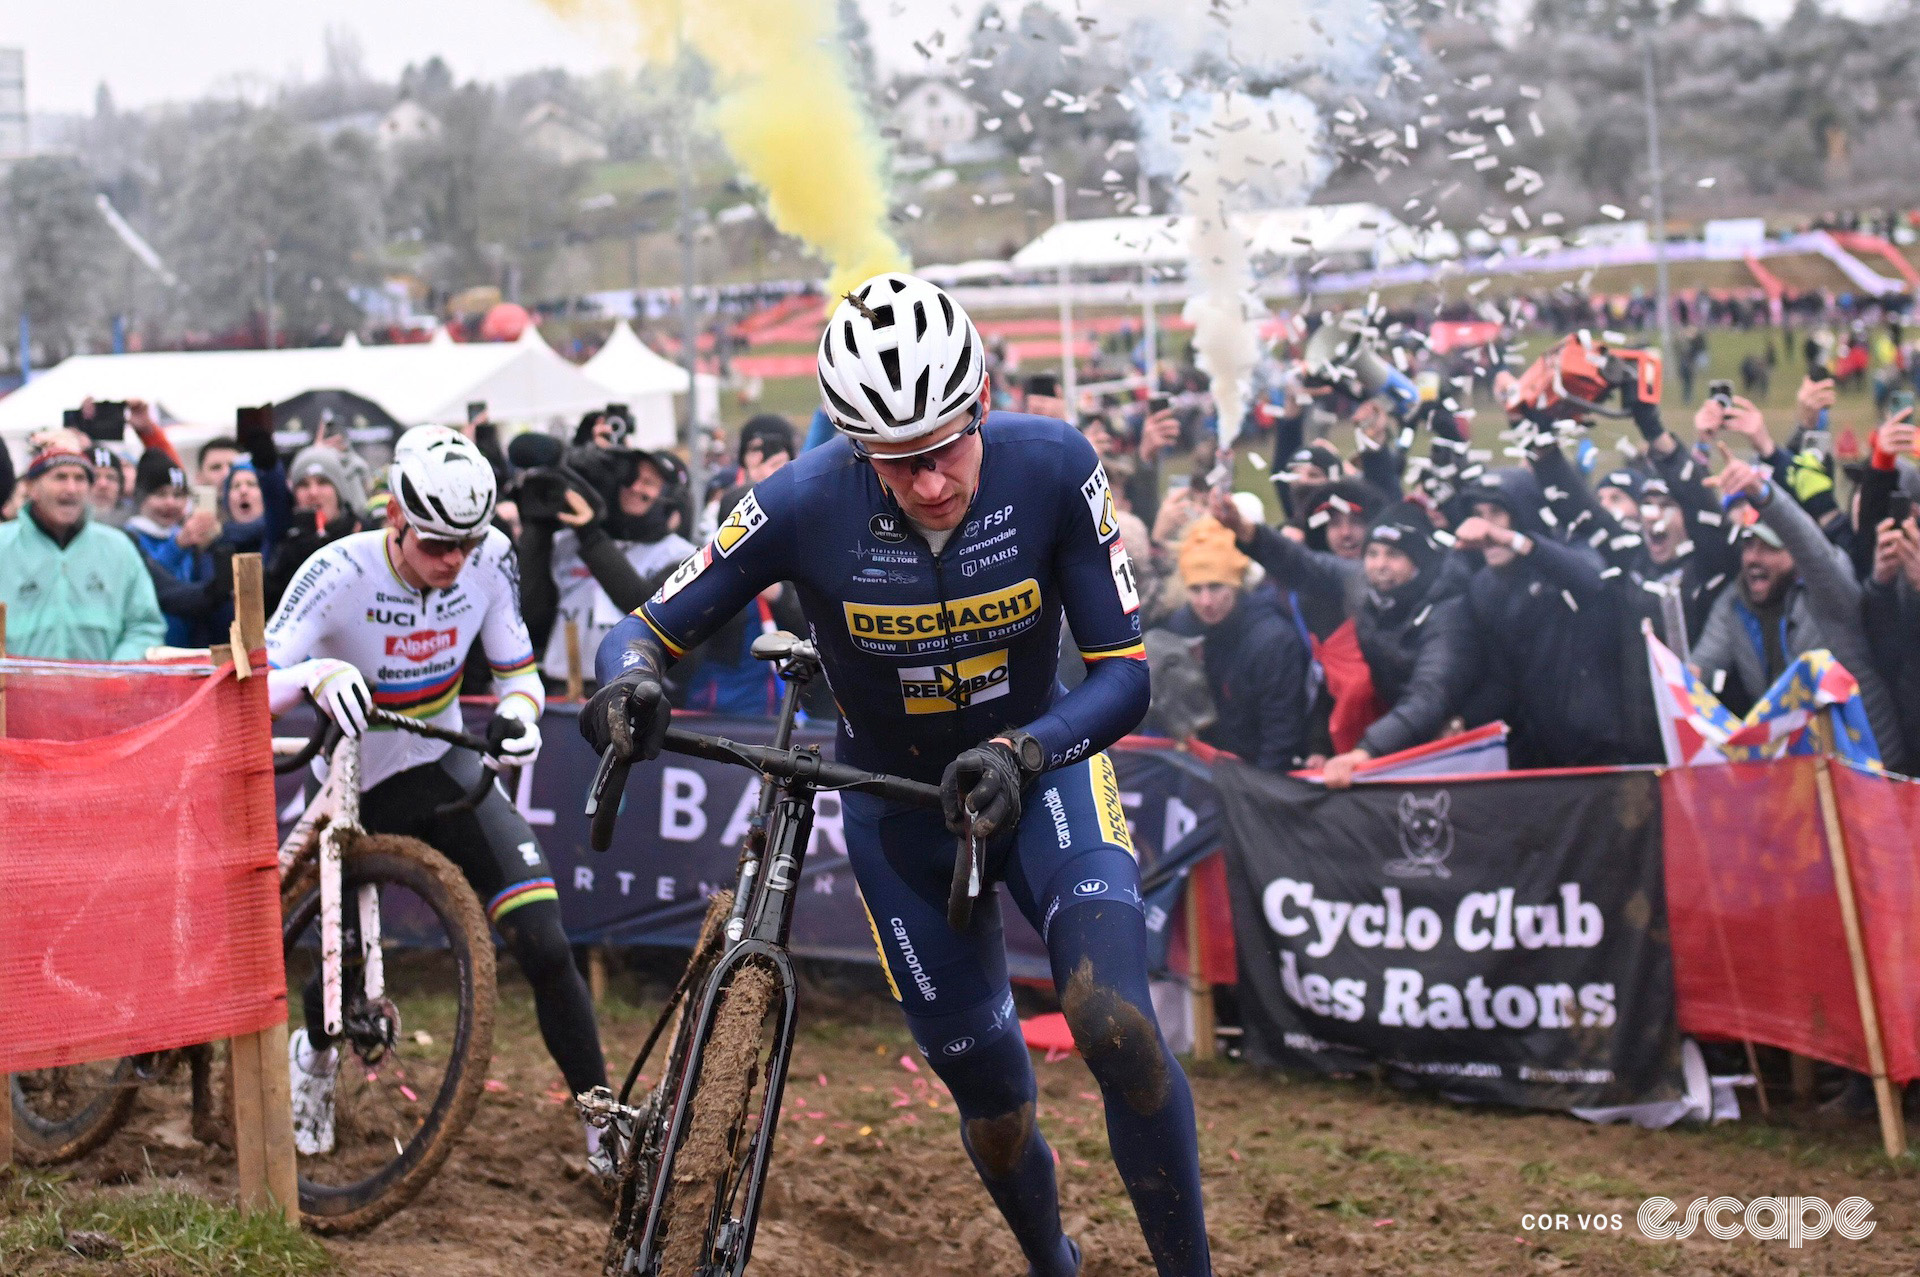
top-left (654, 960), bottom-right (777, 1277)
top-left (281, 832), bottom-right (496, 1234)
top-left (8, 1059), bottom-right (140, 1165)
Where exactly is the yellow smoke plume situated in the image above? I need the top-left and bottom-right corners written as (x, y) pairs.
top-left (543, 0), bottom-right (908, 295)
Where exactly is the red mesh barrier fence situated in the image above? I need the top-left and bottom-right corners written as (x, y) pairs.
top-left (1832, 764), bottom-right (1920, 1082)
top-left (0, 657), bottom-right (285, 1073)
top-left (1660, 759), bottom-right (1873, 1075)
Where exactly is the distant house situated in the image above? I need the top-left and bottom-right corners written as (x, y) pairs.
top-left (378, 99), bottom-right (442, 149)
top-left (521, 102), bottom-right (608, 165)
top-left (893, 78), bottom-right (980, 157)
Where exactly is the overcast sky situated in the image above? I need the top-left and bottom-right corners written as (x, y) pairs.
top-left (8, 0), bottom-right (1894, 117)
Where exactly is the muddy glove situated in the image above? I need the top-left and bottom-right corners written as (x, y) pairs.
top-left (580, 665), bottom-right (670, 763)
top-left (940, 732), bottom-right (1044, 841)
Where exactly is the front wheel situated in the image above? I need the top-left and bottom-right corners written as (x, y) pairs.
top-left (281, 833), bottom-right (496, 1234)
top-left (653, 960), bottom-right (780, 1277)
top-left (9, 1059), bottom-right (140, 1165)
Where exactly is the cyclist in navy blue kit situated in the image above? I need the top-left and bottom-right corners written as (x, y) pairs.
top-left (581, 273), bottom-right (1211, 1276)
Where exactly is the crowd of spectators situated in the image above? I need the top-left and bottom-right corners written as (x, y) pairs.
top-left (5, 306), bottom-right (1920, 800)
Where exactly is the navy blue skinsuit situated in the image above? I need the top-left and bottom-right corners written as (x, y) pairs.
top-left (597, 414), bottom-right (1210, 1276)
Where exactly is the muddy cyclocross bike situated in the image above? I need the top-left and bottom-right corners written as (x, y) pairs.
top-left (12, 705), bottom-right (509, 1234)
top-left (580, 630), bottom-right (981, 1277)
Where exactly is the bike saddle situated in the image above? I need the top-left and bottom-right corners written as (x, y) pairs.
top-left (750, 630), bottom-right (815, 664)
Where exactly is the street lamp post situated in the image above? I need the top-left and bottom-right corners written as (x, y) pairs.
top-left (1641, 22), bottom-right (1673, 373)
top-left (263, 248), bottom-right (278, 350)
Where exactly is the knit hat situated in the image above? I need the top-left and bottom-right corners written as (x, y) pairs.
top-left (737, 414), bottom-right (796, 466)
top-left (1178, 516), bottom-right (1251, 588)
top-left (1367, 500), bottom-right (1442, 577)
top-left (133, 447), bottom-right (187, 499)
top-left (288, 444), bottom-right (367, 513)
top-left (1288, 442), bottom-right (1345, 479)
top-left (25, 447), bottom-right (94, 482)
top-left (1594, 467), bottom-right (1644, 503)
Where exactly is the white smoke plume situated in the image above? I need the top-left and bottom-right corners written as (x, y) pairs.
top-left (1145, 89), bottom-right (1332, 451)
top-left (1111, 0), bottom-right (1379, 453)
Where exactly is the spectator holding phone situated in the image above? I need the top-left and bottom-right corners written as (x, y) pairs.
top-left (266, 444), bottom-right (369, 607)
top-left (0, 443), bottom-right (166, 660)
top-left (123, 449), bottom-right (230, 647)
top-left (1696, 447), bottom-right (1905, 770)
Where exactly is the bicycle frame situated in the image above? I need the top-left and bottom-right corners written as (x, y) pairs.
top-left (273, 734), bottom-right (383, 1040)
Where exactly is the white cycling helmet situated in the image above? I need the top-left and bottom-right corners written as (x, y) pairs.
top-left (816, 272), bottom-right (985, 444)
top-left (389, 425), bottom-right (497, 539)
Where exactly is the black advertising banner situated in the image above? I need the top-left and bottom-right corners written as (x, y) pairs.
top-left (1214, 760), bottom-right (1685, 1111)
top-left (274, 706), bottom-right (1212, 981)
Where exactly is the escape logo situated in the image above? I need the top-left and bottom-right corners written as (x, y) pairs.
top-left (898, 649), bottom-right (1010, 714)
top-left (1637, 1196), bottom-right (1875, 1246)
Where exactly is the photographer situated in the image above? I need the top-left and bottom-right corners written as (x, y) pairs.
top-left (516, 440), bottom-right (693, 689)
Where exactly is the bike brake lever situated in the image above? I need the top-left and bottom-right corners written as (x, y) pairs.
top-left (945, 806), bottom-right (982, 933)
top-left (586, 744), bottom-right (632, 853)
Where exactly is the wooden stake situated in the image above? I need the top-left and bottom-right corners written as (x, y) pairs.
top-left (223, 555), bottom-right (298, 1218)
top-left (1790, 1054), bottom-right (1815, 1106)
top-left (1742, 1040), bottom-right (1771, 1119)
top-left (588, 946), bottom-right (609, 1006)
top-left (1, 602), bottom-right (10, 1168)
top-left (1810, 717), bottom-right (1907, 1158)
top-left (1185, 874), bottom-right (1215, 1062)
top-left (564, 619), bottom-right (585, 702)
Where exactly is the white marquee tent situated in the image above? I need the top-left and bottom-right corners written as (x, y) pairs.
top-left (0, 326), bottom-right (618, 463)
top-left (580, 321), bottom-right (691, 449)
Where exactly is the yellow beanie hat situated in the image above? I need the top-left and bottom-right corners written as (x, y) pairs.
top-left (1178, 516), bottom-right (1250, 588)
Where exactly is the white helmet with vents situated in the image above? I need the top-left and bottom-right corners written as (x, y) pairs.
top-left (389, 425), bottom-right (496, 539)
top-left (816, 272), bottom-right (986, 444)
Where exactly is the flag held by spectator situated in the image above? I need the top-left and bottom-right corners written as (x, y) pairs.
top-left (1644, 622), bottom-right (1881, 771)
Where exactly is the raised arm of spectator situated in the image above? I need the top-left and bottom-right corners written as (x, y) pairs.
top-left (1529, 442), bottom-right (1639, 569)
top-left (1851, 412), bottom-right (1913, 579)
top-left (1722, 451), bottom-right (1860, 617)
top-left (127, 399), bottom-right (183, 469)
top-left (1210, 490), bottom-right (1356, 601)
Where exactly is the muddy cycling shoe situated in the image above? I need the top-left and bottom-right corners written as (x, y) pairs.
top-left (1026, 1236), bottom-right (1080, 1277)
top-left (288, 1028), bottom-right (340, 1156)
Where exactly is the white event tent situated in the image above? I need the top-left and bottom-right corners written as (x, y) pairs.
top-left (580, 321), bottom-right (691, 450)
top-left (0, 325), bottom-right (618, 464)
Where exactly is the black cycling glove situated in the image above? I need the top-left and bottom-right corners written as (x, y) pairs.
top-left (940, 732), bottom-right (1044, 840)
top-left (580, 666), bottom-right (671, 763)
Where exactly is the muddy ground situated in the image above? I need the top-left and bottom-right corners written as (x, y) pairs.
top-left (30, 961), bottom-right (1920, 1277)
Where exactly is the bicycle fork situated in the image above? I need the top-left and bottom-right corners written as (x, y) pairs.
top-left (318, 737), bottom-right (386, 1039)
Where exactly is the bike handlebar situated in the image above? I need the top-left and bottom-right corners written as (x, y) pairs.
top-left (274, 705), bottom-right (507, 816)
top-left (586, 726), bottom-right (941, 853)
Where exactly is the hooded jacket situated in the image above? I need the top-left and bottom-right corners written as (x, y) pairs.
top-left (1462, 468), bottom-right (1632, 768)
top-left (1161, 585), bottom-right (1312, 771)
top-left (1352, 506), bottom-right (1471, 758)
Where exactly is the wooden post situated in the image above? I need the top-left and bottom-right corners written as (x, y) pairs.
top-left (1185, 874), bottom-right (1216, 1062)
top-left (221, 555), bottom-right (299, 1218)
top-left (1, 602), bottom-right (11, 1168)
top-left (588, 946), bottom-right (609, 1006)
top-left (1790, 1054), bottom-right (1816, 1106)
top-left (1810, 726), bottom-right (1908, 1158)
top-left (564, 619), bottom-right (585, 702)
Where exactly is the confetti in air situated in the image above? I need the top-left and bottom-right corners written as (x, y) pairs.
top-left (542, 0), bottom-right (908, 295)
